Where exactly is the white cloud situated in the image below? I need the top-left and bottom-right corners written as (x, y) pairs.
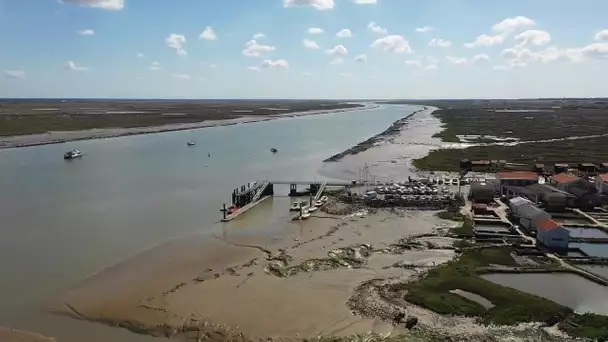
top-left (464, 34), bottom-right (504, 48)
top-left (580, 43), bottom-right (608, 59)
top-left (283, 0), bottom-right (334, 10)
top-left (137, 53), bottom-right (144, 58)
top-left (302, 39), bottom-right (320, 49)
top-left (336, 29), bottom-right (352, 38)
top-left (302, 72), bottom-right (311, 76)
top-left (415, 26), bottom-right (434, 33)
top-left (210, 64), bottom-right (217, 68)
top-left (173, 74), bottom-right (190, 80)
top-left (514, 30), bottom-right (551, 46)
top-left (367, 22), bottom-right (387, 35)
top-left (446, 56), bottom-right (468, 65)
top-left (424, 64), bottom-right (438, 70)
top-left (352, 0), bottom-right (376, 4)
top-left (370, 35), bottom-right (412, 53)
top-left (404, 60), bottom-right (422, 67)
top-left (64, 61), bottom-right (89, 71)
top-left (595, 30), bottom-right (608, 41)
top-left (242, 40), bottom-right (276, 57)
top-left (355, 54), bottom-right (367, 62)
top-left (166, 34), bottom-right (187, 55)
top-left (308, 27), bottom-right (324, 34)
top-left (330, 58), bottom-right (344, 65)
top-left (247, 66), bottom-right (261, 72)
top-left (5, 70), bottom-right (25, 79)
top-left (492, 16), bottom-right (536, 33)
top-left (472, 54), bottom-right (490, 64)
top-left (78, 29), bottom-right (95, 36)
top-left (326, 44), bottom-right (348, 56)
top-left (261, 59), bottom-right (289, 68)
top-left (253, 33), bottom-right (266, 39)
top-left (340, 72), bottom-right (350, 77)
top-left (60, 0), bottom-right (123, 10)
top-left (199, 26), bottom-right (217, 41)
top-left (429, 38), bottom-right (452, 48)
top-left (149, 61), bottom-right (161, 71)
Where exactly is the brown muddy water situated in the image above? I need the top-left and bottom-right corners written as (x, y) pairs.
top-left (0, 104), bottom-right (447, 341)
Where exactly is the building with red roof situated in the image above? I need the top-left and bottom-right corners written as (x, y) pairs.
top-left (535, 218), bottom-right (569, 250)
top-left (550, 173), bottom-right (581, 192)
top-left (497, 171), bottom-right (539, 188)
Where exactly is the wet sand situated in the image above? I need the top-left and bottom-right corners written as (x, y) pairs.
top-left (0, 327), bottom-right (56, 342)
top-left (0, 105), bottom-right (377, 150)
top-left (53, 198), bottom-right (458, 340)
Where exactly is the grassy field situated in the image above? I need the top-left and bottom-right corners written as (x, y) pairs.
top-left (389, 246), bottom-right (608, 339)
top-left (409, 99), bottom-right (608, 171)
top-left (0, 100), bottom-right (363, 136)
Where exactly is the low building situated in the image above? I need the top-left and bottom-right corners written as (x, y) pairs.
top-left (508, 196), bottom-right (531, 216)
top-left (525, 183), bottom-right (568, 212)
top-left (518, 203), bottom-right (551, 232)
top-left (472, 203), bottom-right (488, 215)
top-left (600, 163), bottom-right (608, 173)
top-left (534, 164), bottom-right (545, 174)
top-left (535, 219), bottom-right (569, 250)
top-left (471, 160), bottom-right (491, 170)
top-left (550, 173), bottom-right (580, 192)
top-left (554, 163), bottom-right (569, 174)
top-left (498, 171), bottom-right (539, 188)
top-left (469, 182), bottom-right (495, 204)
top-left (578, 163), bottom-right (598, 175)
top-left (595, 174), bottom-right (608, 195)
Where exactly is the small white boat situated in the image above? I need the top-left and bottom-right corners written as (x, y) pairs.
top-left (289, 202), bottom-right (301, 212)
top-left (315, 200), bottom-right (323, 207)
top-left (187, 140), bottom-right (196, 146)
top-left (64, 149), bottom-right (83, 160)
top-left (308, 206), bottom-right (318, 213)
top-left (301, 212), bottom-right (311, 219)
top-left (321, 196), bottom-right (329, 202)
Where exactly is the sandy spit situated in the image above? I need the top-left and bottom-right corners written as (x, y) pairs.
top-left (0, 327), bottom-right (57, 342)
top-left (0, 105), bottom-right (379, 150)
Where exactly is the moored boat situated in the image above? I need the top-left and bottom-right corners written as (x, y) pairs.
top-left (63, 149), bottom-right (83, 160)
top-left (270, 148), bottom-right (278, 153)
top-left (308, 206), bottom-right (318, 213)
top-left (301, 211), bottom-right (311, 219)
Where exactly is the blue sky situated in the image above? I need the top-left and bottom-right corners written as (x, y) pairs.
top-left (1, 0), bottom-right (607, 99)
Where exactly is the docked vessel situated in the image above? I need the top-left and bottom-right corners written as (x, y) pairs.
top-left (63, 149), bottom-right (83, 160)
top-left (300, 211), bottom-right (311, 220)
top-left (290, 201), bottom-right (302, 212)
top-left (187, 140), bottom-right (196, 146)
top-left (270, 148), bottom-right (278, 153)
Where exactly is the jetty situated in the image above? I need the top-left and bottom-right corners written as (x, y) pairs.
top-left (221, 180), bottom-right (353, 222)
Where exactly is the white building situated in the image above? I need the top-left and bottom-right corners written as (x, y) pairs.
top-left (595, 174), bottom-right (608, 195)
top-left (535, 218), bottom-right (570, 250)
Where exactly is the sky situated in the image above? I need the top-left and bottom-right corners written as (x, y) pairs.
top-left (1, 0), bottom-right (607, 99)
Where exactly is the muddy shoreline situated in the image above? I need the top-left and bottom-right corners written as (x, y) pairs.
top-left (323, 106), bottom-right (428, 162)
top-left (0, 105), bottom-right (378, 150)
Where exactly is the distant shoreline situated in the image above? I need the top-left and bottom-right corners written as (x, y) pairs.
top-left (0, 104), bottom-right (380, 150)
top-left (323, 106), bottom-right (429, 162)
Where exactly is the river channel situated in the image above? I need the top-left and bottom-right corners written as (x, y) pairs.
top-left (0, 104), bottom-right (441, 341)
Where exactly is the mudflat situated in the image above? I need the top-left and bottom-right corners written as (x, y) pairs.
top-left (53, 201), bottom-right (460, 341)
top-left (0, 327), bottom-right (56, 342)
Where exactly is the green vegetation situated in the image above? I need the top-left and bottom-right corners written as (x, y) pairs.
top-left (560, 313), bottom-right (608, 341)
top-left (0, 100), bottom-right (363, 136)
top-left (435, 210), bottom-right (465, 221)
top-left (413, 135), bottom-right (608, 172)
top-left (408, 100), bottom-right (608, 171)
top-left (399, 248), bottom-right (571, 326)
top-left (450, 217), bottom-right (474, 235)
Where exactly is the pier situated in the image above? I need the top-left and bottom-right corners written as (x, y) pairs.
top-left (221, 180), bottom-right (352, 222)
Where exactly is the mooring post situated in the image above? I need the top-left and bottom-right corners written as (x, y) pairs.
top-left (221, 203), bottom-right (227, 220)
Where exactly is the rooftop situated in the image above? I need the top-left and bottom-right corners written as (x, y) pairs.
top-left (497, 171), bottom-right (538, 181)
top-left (536, 218), bottom-right (561, 231)
top-left (551, 173), bottom-right (580, 184)
top-left (554, 163), bottom-right (569, 167)
top-left (598, 174), bottom-right (608, 182)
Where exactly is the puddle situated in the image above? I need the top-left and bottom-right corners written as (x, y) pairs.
top-left (449, 289), bottom-right (495, 309)
top-left (482, 273), bottom-right (608, 315)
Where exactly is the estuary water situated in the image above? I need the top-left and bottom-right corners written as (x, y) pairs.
top-left (0, 104), bottom-right (424, 341)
